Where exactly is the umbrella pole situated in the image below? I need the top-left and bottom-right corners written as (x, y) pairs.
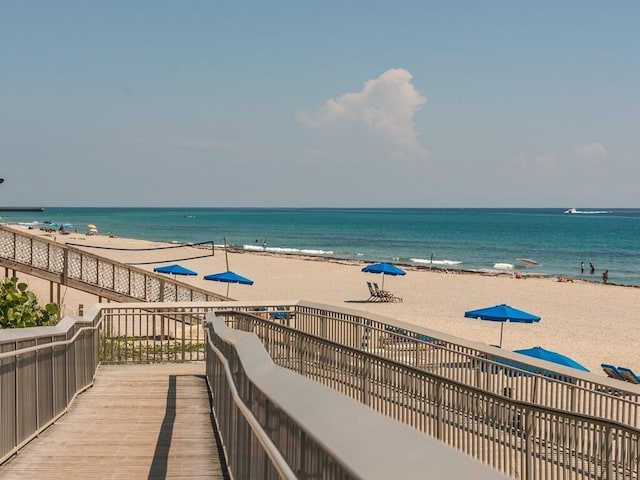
top-left (224, 237), bottom-right (229, 271)
top-left (499, 323), bottom-right (504, 348)
top-left (381, 273), bottom-right (385, 291)
top-left (224, 237), bottom-right (230, 298)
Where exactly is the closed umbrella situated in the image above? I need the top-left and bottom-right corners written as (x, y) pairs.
top-left (464, 304), bottom-right (540, 348)
top-left (361, 262), bottom-right (406, 290)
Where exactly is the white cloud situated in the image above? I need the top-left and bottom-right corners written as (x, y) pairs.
top-left (299, 69), bottom-right (429, 159)
top-left (574, 143), bottom-right (608, 163)
top-left (534, 153), bottom-right (559, 169)
top-left (512, 153), bottom-right (559, 172)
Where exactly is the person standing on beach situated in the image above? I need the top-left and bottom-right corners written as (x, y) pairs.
top-left (602, 270), bottom-right (609, 284)
top-left (580, 262), bottom-right (584, 274)
top-left (589, 262), bottom-right (595, 274)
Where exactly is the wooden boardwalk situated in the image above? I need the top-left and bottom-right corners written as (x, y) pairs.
top-left (0, 363), bottom-right (229, 479)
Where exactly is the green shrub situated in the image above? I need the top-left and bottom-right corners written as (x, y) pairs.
top-left (0, 277), bottom-right (60, 329)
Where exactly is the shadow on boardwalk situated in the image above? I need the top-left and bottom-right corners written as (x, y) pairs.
top-left (1, 363), bottom-right (230, 480)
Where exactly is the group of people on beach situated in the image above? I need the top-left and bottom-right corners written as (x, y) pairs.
top-left (580, 261), bottom-right (608, 283)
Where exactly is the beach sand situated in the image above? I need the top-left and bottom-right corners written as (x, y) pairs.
top-left (9, 228), bottom-right (639, 375)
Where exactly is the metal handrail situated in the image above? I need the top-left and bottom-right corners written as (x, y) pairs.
top-left (0, 313), bottom-right (100, 465)
top-left (205, 315), bottom-right (506, 479)
top-left (204, 324), bottom-right (298, 480)
top-left (92, 302), bottom-right (640, 426)
top-left (219, 309), bottom-right (640, 479)
top-left (0, 320), bottom-right (102, 360)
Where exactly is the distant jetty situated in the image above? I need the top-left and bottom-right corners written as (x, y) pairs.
top-left (0, 207), bottom-right (45, 212)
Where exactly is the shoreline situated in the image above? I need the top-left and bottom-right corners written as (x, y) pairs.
top-left (234, 246), bottom-right (638, 289)
top-left (4, 226), bottom-right (639, 375)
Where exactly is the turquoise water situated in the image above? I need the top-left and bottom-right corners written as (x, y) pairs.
top-left (2, 207), bottom-right (639, 286)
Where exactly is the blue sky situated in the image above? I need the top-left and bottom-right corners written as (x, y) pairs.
top-left (1, 1), bottom-right (638, 207)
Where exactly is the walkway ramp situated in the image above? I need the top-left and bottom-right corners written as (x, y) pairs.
top-left (0, 224), bottom-right (227, 304)
top-left (0, 363), bottom-right (228, 479)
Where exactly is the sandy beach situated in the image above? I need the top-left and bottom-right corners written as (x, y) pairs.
top-left (8, 228), bottom-right (640, 376)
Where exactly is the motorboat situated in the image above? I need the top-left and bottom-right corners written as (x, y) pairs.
top-left (564, 208), bottom-right (578, 214)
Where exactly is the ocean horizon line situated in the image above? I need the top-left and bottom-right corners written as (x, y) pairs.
top-left (2, 207), bottom-right (639, 287)
top-left (19, 206), bottom-right (640, 210)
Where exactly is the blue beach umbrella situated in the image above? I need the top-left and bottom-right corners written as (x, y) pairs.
top-left (504, 347), bottom-right (589, 401)
top-left (362, 262), bottom-right (406, 290)
top-left (514, 346), bottom-right (589, 372)
top-left (154, 264), bottom-right (198, 276)
top-left (464, 304), bottom-right (541, 348)
top-left (204, 270), bottom-right (254, 297)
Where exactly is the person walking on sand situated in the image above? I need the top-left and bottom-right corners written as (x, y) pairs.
top-left (589, 262), bottom-right (595, 274)
top-left (580, 261), bottom-right (584, 274)
top-left (602, 270), bottom-right (609, 284)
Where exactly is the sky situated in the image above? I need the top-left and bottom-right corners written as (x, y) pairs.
top-left (1, 1), bottom-right (638, 208)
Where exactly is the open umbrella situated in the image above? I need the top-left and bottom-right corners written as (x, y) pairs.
top-left (464, 304), bottom-right (540, 348)
top-left (361, 262), bottom-right (406, 290)
top-left (204, 271), bottom-right (253, 296)
top-left (505, 346), bottom-right (589, 401)
top-left (154, 264), bottom-right (197, 276)
top-left (87, 224), bottom-right (97, 230)
top-left (514, 346), bottom-right (589, 372)
top-left (204, 237), bottom-right (253, 296)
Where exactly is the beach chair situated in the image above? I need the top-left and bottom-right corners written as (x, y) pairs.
top-left (269, 306), bottom-right (291, 321)
top-left (601, 363), bottom-right (626, 381)
top-left (374, 283), bottom-right (403, 303)
top-left (366, 282), bottom-right (379, 302)
top-left (618, 366), bottom-right (640, 384)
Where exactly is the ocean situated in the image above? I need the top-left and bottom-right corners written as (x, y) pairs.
top-left (1, 207), bottom-right (639, 286)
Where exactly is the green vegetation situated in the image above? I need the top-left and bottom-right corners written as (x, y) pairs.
top-left (99, 335), bottom-right (205, 363)
top-left (0, 277), bottom-right (60, 329)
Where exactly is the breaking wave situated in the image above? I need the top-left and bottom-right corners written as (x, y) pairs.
top-left (411, 258), bottom-right (463, 266)
top-left (243, 245), bottom-right (334, 256)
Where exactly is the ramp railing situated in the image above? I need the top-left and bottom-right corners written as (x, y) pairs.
top-left (0, 314), bottom-right (100, 464)
top-left (91, 301), bottom-right (640, 428)
top-left (0, 224), bottom-right (227, 303)
top-left (270, 302), bottom-right (640, 428)
top-left (4, 301), bottom-right (639, 479)
top-left (219, 309), bottom-right (640, 480)
top-left (204, 314), bottom-right (505, 480)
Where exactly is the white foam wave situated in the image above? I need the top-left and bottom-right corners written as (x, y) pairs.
top-left (243, 245), bottom-right (333, 256)
top-left (493, 263), bottom-right (514, 270)
top-left (411, 258), bottom-right (463, 266)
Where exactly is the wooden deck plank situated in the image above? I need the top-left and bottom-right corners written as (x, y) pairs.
top-left (0, 363), bottom-right (229, 480)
